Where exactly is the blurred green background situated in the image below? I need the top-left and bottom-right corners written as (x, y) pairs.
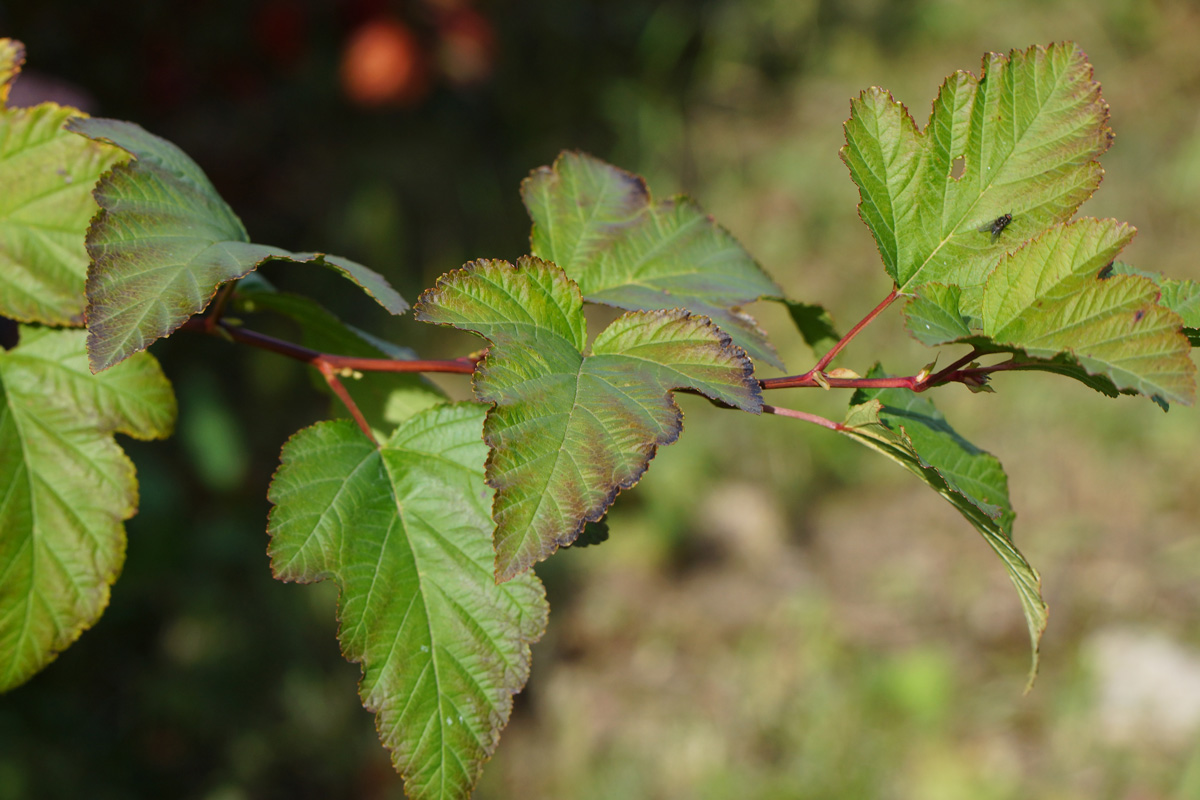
top-left (2, 0), bottom-right (1200, 798)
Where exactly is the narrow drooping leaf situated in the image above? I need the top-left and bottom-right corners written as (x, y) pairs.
top-left (843, 42), bottom-right (1110, 294)
top-left (522, 151), bottom-right (785, 368)
top-left (905, 218), bottom-right (1195, 406)
top-left (267, 406), bottom-right (547, 800)
top-left (416, 256), bottom-right (762, 581)
top-left (841, 377), bottom-right (1046, 684)
top-left (785, 300), bottom-right (841, 357)
top-left (0, 327), bottom-right (174, 691)
top-left (234, 289), bottom-right (444, 431)
top-left (0, 41), bottom-right (126, 325)
top-left (65, 118), bottom-right (407, 372)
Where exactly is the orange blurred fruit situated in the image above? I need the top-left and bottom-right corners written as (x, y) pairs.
top-left (341, 18), bottom-right (428, 107)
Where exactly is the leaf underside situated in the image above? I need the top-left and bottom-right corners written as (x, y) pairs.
top-left (522, 150), bottom-right (785, 369)
top-left (841, 375), bottom-right (1046, 685)
top-left (0, 43), bottom-right (125, 326)
top-left (267, 406), bottom-right (547, 800)
top-left (415, 255), bottom-right (762, 581)
top-left (65, 117), bottom-right (408, 373)
top-left (0, 327), bottom-right (174, 691)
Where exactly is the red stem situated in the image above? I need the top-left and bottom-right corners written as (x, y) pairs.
top-left (318, 362), bottom-right (378, 445)
top-left (202, 320), bottom-right (477, 374)
top-left (762, 286), bottom-right (900, 390)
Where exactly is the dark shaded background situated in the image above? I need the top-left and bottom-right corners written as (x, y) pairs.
top-left (3, 1), bottom-right (1200, 798)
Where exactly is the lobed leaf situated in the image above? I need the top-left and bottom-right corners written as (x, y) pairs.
top-left (267, 406), bottom-right (547, 800)
top-left (415, 256), bottom-right (762, 581)
top-left (905, 218), bottom-right (1196, 406)
top-left (0, 327), bottom-right (174, 691)
top-left (1110, 263), bottom-right (1200, 346)
top-left (841, 377), bottom-right (1046, 685)
top-left (65, 117), bottom-right (407, 373)
top-left (522, 151), bottom-right (785, 368)
top-left (842, 42), bottom-right (1110, 292)
top-left (0, 40), bottom-right (126, 326)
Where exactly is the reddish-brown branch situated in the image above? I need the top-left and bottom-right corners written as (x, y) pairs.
top-left (812, 285), bottom-right (900, 372)
top-left (206, 320), bottom-right (477, 374)
top-left (203, 283), bottom-right (236, 334)
top-left (180, 313), bottom-right (477, 443)
top-left (317, 362), bottom-right (378, 445)
top-left (762, 286), bottom-right (900, 390)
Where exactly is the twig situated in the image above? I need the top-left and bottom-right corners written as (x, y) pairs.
top-left (203, 283), bottom-right (237, 334)
top-left (762, 404), bottom-right (845, 431)
top-left (317, 362), bottom-right (378, 444)
top-left (761, 286), bottom-right (900, 390)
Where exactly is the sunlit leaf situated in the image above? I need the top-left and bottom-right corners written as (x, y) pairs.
top-left (522, 151), bottom-right (785, 368)
top-left (0, 43), bottom-right (125, 325)
top-left (906, 218), bottom-right (1195, 406)
top-left (65, 118), bottom-right (407, 373)
top-left (843, 42), bottom-right (1110, 292)
top-left (841, 376), bottom-right (1045, 685)
top-left (415, 256), bottom-right (762, 581)
top-left (267, 406), bottom-right (547, 800)
top-left (1110, 262), bottom-right (1200, 346)
top-left (0, 327), bottom-right (174, 691)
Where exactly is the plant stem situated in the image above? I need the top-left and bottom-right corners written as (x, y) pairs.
top-left (180, 315), bottom-right (477, 444)
top-left (919, 348), bottom-right (981, 389)
top-left (203, 283), bottom-right (236, 334)
top-left (197, 319), bottom-right (477, 374)
top-left (760, 286), bottom-right (900, 390)
top-left (317, 361), bottom-right (378, 445)
top-left (762, 404), bottom-right (845, 431)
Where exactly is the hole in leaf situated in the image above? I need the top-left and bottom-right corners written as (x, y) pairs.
top-left (950, 155), bottom-right (965, 180)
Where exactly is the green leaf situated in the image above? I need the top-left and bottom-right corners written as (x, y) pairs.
top-left (784, 300), bottom-right (841, 357)
top-left (1110, 262), bottom-right (1200, 346)
top-left (415, 256), bottom-right (762, 581)
top-left (841, 376), bottom-right (1046, 685)
top-left (0, 46), bottom-right (126, 325)
top-left (522, 151), bottom-right (785, 369)
top-left (267, 406), bottom-right (547, 800)
top-left (842, 42), bottom-right (1109, 291)
top-left (234, 289), bottom-right (444, 431)
top-left (64, 117), bottom-right (407, 373)
top-left (904, 219), bottom-right (1196, 406)
top-left (0, 327), bottom-right (174, 691)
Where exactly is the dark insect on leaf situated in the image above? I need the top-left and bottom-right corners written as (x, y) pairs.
top-left (979, 213), bottom-right (1014, 241)
top-left (1097, 262), bottom-right (1114, 280)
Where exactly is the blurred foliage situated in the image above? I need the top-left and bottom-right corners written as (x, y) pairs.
top-left (2, 0), bottom-right (1200, 798)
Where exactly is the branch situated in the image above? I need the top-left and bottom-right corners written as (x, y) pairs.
top-left (179, 315), bottom-right (478, 442)
top-left (762, 286), bottom-right (900, 390)
top-left (317, 361), bottom-right (378, 445)
top-left (181, 317), bottom-right (477, 374)
top-left (762, 404), bottom-right (844, 431)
